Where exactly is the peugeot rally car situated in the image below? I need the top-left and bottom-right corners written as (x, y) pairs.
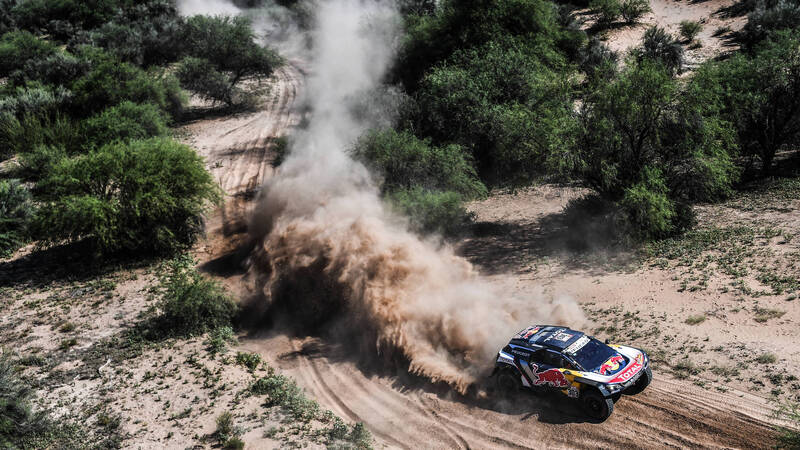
top-left (492, 325), bottom-right (652, 421)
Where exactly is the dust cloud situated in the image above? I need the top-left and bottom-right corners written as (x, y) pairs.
top-left (248, 0), bottom-right (585, 393)
top-left (176, 0), bottom-right (240, 16)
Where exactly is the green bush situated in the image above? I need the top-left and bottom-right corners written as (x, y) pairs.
top-left (591, 0), bottom-right (622, 26)
top-left (679, 20), bottom-right (702, 41)
top-left (394, 0), bottom-right (565, 92)
top-left (690, 31), bottom-right (800, 175)
top-left (1, 112), bottom-right (80, 162)
top-left (739, 0), bottom-right (800, 49)
top-left (620, 0), bottom-right (651, 24)
top-left (176, 15), bottom-right (282, 105)
top-left (18, 144), bottom-right (68, 179)
top-left (0, 353), bottom-right (49, 447)
top-left (0, 30), bottom-right (57, 77)
top-left (157, 256), bottom-right (237, 337)
top-left (0, 180), bottom-right (35, 257)
top-left (414, 39), bottom-right (574, 183)
top-left (0, 85), bottom-right (73, 119)
top-left (775, 401), bottom-right (800, 448)
top-left (81, 101), bottom-right (168, 149)
top-left (176, 57), bottom-right (236, 106)
top-left (574, 59), bottom-right (735, 236)
top-left (637, 26), bottom-right (683, 74)
top-left (352, 128), bottom-right (486, 198)
top-left (250, 373), bottom-right (320, 422)
top-left (32, 137), bottom-right (220, 255)
top-left (388, 188), bottom-right (473, 235)
top-left (206, 326), bottom-right (237, 354)
top-left (620, 167), bottom-right (677, 238)
top-left (10, 50), bottom-right (89, 87)
top-left (70, 50), bottom-right (184, 118)
top-left (580, 38), bottom-right (619, 84)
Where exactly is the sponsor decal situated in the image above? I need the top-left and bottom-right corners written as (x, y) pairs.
top-left (546, 330), bottom-right (573, 343)
top-left (515, 326), bottom-right (541, 339)
top-left (529, 364), bottom-right (570, 388)
top-left (565, 335), bottom-right (590, 354)
top-left (610, 360), bottom-right (643, 383)
top-left (598, 355), bottom-right (625, 375)
top-left (567, 386), bottom-right (580, 398)
top-left (511, 349), bottom-right (531, 358)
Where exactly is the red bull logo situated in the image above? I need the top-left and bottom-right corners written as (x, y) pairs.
top-left (598, 355), bottom-right (625, 375)
top-left (531, 367), bottom-right (569, 388)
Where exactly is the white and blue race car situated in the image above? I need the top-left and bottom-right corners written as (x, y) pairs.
top-left (493, 325), bottom-right (652, 421)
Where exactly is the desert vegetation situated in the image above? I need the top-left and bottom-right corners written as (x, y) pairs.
top-left (1, 0), bottom-right (798, 447)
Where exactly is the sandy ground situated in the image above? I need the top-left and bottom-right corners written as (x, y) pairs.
top-left (591, 0), bottom-right (746, 67)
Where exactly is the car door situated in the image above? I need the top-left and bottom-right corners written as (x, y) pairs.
top-left (526, 349), bottom-right (571, 391)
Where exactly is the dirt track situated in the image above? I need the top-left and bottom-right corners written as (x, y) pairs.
top-left (192, 62), bottom-right (779, 449)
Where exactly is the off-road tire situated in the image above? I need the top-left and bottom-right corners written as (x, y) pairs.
top-left (625, 366), bottom-right (652, 395)
top-left (495, 367), bottom-right (523, 396)
top-left (582, 389), bottom-right (614, 421)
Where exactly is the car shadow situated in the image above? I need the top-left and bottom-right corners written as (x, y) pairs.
top-left (242, 328), bottom-right (597, 426)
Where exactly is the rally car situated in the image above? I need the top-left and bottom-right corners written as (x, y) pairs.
top-left (492, 325), bottom-right (651, 421)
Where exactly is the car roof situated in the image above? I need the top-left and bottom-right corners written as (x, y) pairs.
top-left (510, 325), bottom-right (585, 351)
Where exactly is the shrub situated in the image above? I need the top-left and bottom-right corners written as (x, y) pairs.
top-left (0, 30), bottom-right (57, 77)
top-left (1, 112), bottom-right (80, 162)
top-left (0, 180), bottom-right (35, 257)
top-left (414, 39), bottom-right (574, 183)
top-left (620, 0), bottom-right (651, 23)
top-left (156, 256), bottom-right (237, 337)
top-left (637, 26), bottom-right (683, 74)
top-left (236, 352), bottom-right (262, 371)
top-left (591, 0), bottom-right (622, 26)
top-left (176, 15), bottom-right (282, 105)
top-left (0, 85), bottom-right (73, 119)
top-left (388, 188), bottom-right (473, 235)
top-left (176, 57), bottom-right (236, 106)
top-left (679, 20), bottom-right (702, 41)
top-left (580, 38), bottom-right (619, 83)
top-left (18, 144), bottom-right (68, 179)
top-left (215, 412), bottom-right (234, 441)
top-left (620, 167), bottom-right (677, 238)
top-left (81, 101), bottom-right (168, 149)
top-left (32, 138), bottom-right (220, 255)
top-left (250, 373), bottom-right (320, 422)
top-left (739, 0), bottom-right (800, 49)
top-left (70, 51), bottom-right (184, 118)
top-left (0, 353), bottom-right (50, 447)
top-left (690, 31), bottom-right (800, 175)
top-left (10, 50), bottom-right (89, 87)
top-left (775, 401), bottom-right (800, 448)
top-left (352, 129), bottom-right (486, 198)
top-left (574, 59), bottom-right (735, 236)
top-left (206, 326), bottom-right (237, 354)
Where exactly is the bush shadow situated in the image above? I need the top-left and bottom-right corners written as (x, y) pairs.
top-left (458, 193), bottom-right (635, 276)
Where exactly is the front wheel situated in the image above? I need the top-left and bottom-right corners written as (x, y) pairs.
top-left (495, 367), bottom-right (522, 396)
top-left (582, 389), bottom-right (614, 422)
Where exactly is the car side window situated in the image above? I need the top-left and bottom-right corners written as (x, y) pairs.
top-left (530, 349), bottom-right (548, 365)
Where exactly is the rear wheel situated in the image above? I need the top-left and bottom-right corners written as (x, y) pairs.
top-left (625, 366), bottom-right (652, 395)
top-left (582, 389), bottom-right (614, 422)
top-left (495, 367), bottom-right (523, 396)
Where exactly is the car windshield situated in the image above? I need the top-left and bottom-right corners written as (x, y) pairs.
top-left (566, 337), bottom-right (618, 371)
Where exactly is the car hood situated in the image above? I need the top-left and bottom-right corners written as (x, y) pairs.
top-left (591, 352), bottom-right (627, 376)
top-left (577, 345), bottom-right (647, 384)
